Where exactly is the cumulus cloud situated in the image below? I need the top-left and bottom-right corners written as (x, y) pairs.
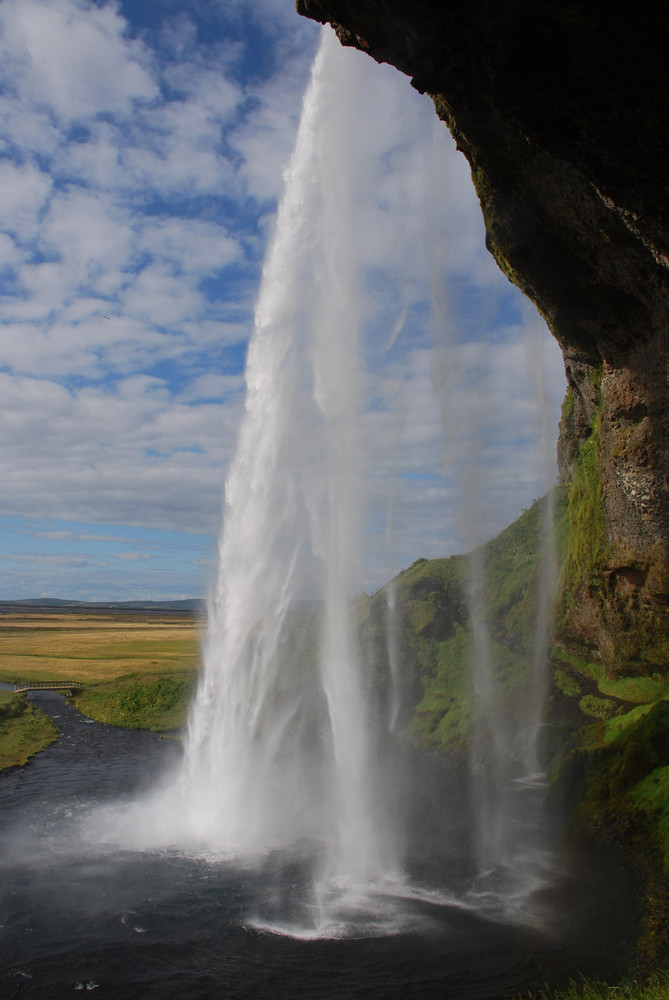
top-left (0, 0), bottom-right (157, 120)
top-left (0, 2), bottom-right (565, 601)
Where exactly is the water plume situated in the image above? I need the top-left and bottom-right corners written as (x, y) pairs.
top-left (168, 29), bottom-right (393, 888)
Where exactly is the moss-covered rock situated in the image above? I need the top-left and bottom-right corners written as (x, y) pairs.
top-left (549, 701), bottom-right (669, 961)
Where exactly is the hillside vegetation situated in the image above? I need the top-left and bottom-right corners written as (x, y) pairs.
top-left (357, 487), bottom-right (669, 962)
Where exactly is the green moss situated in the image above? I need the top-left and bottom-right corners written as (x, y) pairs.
top-left (561, 387), bottom-right (574, 425)
top-left (554, 650), bottom-right (606, 685)
top-left (599, 676), bottom-right (669, 704)
top-left (578, 694), bottom-right (617, 719)
top-left (553, 667), bottom-right (582, 698)
top-left (555, 700), bottom-right (669, 958)
top-left (559, 416), bottom-right (608, 597)
top-left (553, 652), bottom-right (669, 706)
top-left (632, 766), bottom-right (669, 872)
top-left (604, 704), bottom-right (658, 744)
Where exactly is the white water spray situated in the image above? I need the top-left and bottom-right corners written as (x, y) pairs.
top-left (172, 30), bottom-right (390, 885)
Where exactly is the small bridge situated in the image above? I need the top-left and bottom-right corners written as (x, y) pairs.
top-left (14, 681), bottom-right (84, 696)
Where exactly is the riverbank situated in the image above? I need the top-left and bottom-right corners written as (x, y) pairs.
top-left (0, 607), bottom-right (201, 766)
top-left (0, 688), bottom-right (58, 769)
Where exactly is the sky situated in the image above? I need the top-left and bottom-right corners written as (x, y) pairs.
top-left (0, 0), bottom-right (566, 603)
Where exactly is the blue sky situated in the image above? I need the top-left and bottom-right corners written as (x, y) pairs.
top-left (0, 0), bottom-right (565, 602)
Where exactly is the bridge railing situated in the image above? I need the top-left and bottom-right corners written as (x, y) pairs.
top-left (13, 680), bottom-right (85, 693)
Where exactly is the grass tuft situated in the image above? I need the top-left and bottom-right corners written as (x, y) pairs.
top-left (520, 970), bottom-right (669, 999)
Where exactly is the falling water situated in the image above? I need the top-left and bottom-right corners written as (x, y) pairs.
top-left (418, 121), bottom-right (560, 890)
top-left (173, 30), bottom-right (389, 888)
top-left (88, 23), bottom-right (565, 931)
top-left (522, 309), bottom-right (560, 780)
top-left (463, 344), bottom-right (559, 890)
top-left (467, 544), bottom-right (515, 872)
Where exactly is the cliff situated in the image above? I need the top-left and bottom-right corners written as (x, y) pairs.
top-left (297, 0), bottom-right (669, 671)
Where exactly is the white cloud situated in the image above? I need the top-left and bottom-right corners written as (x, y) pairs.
top-left (3, 551), bottom-right (100, 568)
top-left (0, 3), bottom-right (567, 602)
top-left (137, 217), bottom-right (240, 276)
top-left (0, 0), bottom-right (157, 120)
top-left (178, 373), bottom-right (245, 402)
top-left (0, 160), bottom-right (52, 241)
top-left (40, 187), bottom-right (133, 291)
top-left (0, 370), bottom-right (241, 533)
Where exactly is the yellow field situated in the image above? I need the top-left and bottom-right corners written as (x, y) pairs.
top-left (0, 609), bottom-right (203, 685)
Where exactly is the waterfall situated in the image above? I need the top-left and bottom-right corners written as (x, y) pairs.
top-left (93, 23), bottom-right (564, 931)
top-left (170, 29), bottom-right (391, 886)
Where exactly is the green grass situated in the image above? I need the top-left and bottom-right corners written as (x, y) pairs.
top-left (521, 971), bottom-right (669, 999)
top-left (408, 624), bottom-right (473, 750)
top-left (385, 494), bottom-right (558, 753)
top-left (0, 693), bottom-right (58, 768)
top-left (74, 672), bottom-right (197, 732)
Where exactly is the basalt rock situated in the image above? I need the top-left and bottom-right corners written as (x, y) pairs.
top-left (297, 0), bottom-right (669, 670)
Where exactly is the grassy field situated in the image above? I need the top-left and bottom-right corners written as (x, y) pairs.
top-left (0, 609), bottom-right (202, 684)
top-left (0, 608), bottom-right (203, 764)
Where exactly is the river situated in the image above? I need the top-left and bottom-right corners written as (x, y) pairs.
top-left (0, 692), bottom-right (637, 998)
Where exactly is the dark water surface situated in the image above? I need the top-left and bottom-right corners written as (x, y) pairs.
top-left (0, 694), bottom-right (637, 999)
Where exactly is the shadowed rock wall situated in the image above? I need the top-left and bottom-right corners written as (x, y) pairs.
top-left (297, 0), bottom-right (669, 668)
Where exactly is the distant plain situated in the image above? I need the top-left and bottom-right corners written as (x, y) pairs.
top-left (0, 608), bottom-right (203, 765)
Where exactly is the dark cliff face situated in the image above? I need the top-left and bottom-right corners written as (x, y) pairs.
top-left (297, 0), bottom-right (669, 667)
